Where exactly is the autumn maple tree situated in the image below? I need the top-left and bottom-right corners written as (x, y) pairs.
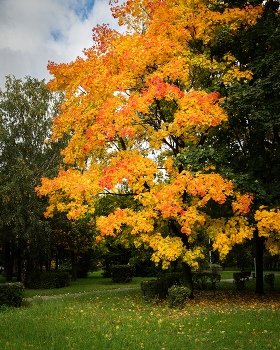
top-left (37, 0), bottom-right (267, 295)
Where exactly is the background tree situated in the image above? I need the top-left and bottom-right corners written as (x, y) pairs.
top-left (37, 0), bottom-right (264, 297)
top-left (50, 215), bottom-right (95, 281)
top-left (0, 75), bottom-right (66, 282)
top-left (176, 0), bottom-right (280, 293)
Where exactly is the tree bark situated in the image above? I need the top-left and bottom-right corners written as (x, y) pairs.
top-left (16, 245), bottom-right (22, 282)
top-left (4, 241), bottom-right (14, 282)
top-left (22, 247), bottom-right (34, 288)
top-left (181, 233), bottom-right (194, 299)
top-left (255, 229), bottom-right (264, 294)
top-left (169, 220), bottom-right (194, 298)
top-left (55, 253), bottom-right (59, 270)
top-left (182, 261), bottom-right (194, 299)
top-left (71, 251), bottom-right (77, 281)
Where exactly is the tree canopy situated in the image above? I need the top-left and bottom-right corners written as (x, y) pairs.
top-left (36, 0), bottom-right (280, 294)
top-left (0, 76), bottom-right (66, 281)
top-left (175, 0), bottom-right (280, 292)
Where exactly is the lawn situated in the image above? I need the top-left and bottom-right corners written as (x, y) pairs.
top-left (0, 271), bottom-right (145, 298)
top-left (0, 272), bottom-right (280, 349)
top-left (0, 269), bottom-right (279, 298)
top-left (1, 288), bottom-right (280, 349)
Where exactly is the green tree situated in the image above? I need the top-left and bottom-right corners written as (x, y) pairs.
top-left (0, 75), bottom-right (66, 282)
top-left (176, 0), bottom-right (280, 293)
top-left (50, 214), bottom-right (95, 281)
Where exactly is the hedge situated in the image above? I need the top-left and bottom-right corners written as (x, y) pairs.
top-left (264, 273), bottom-right (275, 291)
top-left (168, 285), bottom-right (191, 308)
top-left (141, 272), bottom-right (182, 301)
top-left (26, 270), bottom-right (69, 289)
top-left (0, 283), bottom-right (24, 307)
top-left (192, 272), bottom-right (221, 290)
top-left (233, 272), bottom-right (246, 291)
top-left (111, 265), bottom-right (135, 283)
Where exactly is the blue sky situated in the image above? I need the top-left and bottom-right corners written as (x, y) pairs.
top-left (0, 0), bottom-right (122, 89)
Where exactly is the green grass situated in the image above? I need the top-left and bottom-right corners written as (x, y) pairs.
top-left (1, 271), bottom-right (280, 349)
top-left (204, 270), bottom-right (279, 281)
top-left (217, 276), bottom-right (280, 292)
top-left (24, 271), bottom-right (148, 299)
top-left (1, 269), bottom-right (279, 299)
top-left (1, 288), bottom-right (280, 350)
top-left (0, 271), bottom-right (152, 299)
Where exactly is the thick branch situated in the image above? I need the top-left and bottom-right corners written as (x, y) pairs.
top-left (118, 136), bottom-right (127, 151)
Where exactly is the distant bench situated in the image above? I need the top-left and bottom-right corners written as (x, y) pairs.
top-left (241, 271), bottom-right (251, 281)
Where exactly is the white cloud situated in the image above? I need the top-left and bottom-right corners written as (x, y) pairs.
top-left (0, 0), bottom-right (123, 89)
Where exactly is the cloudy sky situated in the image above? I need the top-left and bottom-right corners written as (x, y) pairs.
top-left (0, 0), bottom-right (123, 90)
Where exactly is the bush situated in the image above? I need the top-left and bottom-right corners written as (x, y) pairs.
top-left (26, 270), bottom-right (69, 289)
top-left (264, 273), bottom-right (275, 291)
top-left (141, 272), bottom-right (183, 301)
top-left (193, 272), bottom-right (221, 290)
top-left (210, 264), bottom-right (223, 274)
top-left (233, 272), bottom-right (246, 291)
top-left (0, 283), bottom-right (24, 307)
top-left (134, 262), bottom-right (162, 277)
top-left (193, 272), bottom-right (208, 290)
top-left (101, 269), bottom-right (112, 278)
top-left (110, 265), bottom-right (135, 283)
top-left (209, 272), bottom-right (221, 290)
top-left (156, 273), bottom-right (182, 298)
top-left (168, 285), bottom-right (191, 308)
top-left (140, 280), bottom-right (159, 303)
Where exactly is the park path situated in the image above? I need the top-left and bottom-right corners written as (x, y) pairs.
top-left (23, 278), bottom-right (236, 302)
top-left (24, 274), bottom-right (280, 302)
top-left (23, 287), bottom-right (141, 302)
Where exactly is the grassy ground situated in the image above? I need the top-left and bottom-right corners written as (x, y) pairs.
top-left (0, 269), bottom-right (279, 298)
top-left (0, 271), bottom-right (280, 349)
top-left (0, 271), bottom-right (146, 298)
top-left (0, 287), bottom-right (280, 350)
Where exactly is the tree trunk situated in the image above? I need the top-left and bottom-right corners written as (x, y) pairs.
top-left (169, 219), bottom-right (194, 298)
top-left (255, 229), bottom-right (264, 294)
top-left (4, 241), bottom-right (14, 282)
top-left (45, 260), bottom-right (50, 272)
top-left (182, 261), bottom-right (194, 299)
top-left (16, 245), bottom-right (22, 282)
top-left (71, 251), bottom-right (77, 281)
top-left (172, 260), bottom-right (178, 273)
top-left (22, 247), bottom-right (34, 288)
top-left (55, 253), bottom-right (59, 270)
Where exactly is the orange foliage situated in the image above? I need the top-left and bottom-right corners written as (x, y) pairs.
top-left (37, 0), bottom-right (264, 268)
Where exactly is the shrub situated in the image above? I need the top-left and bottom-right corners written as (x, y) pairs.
top-left (140, 280), bottom-right (159, 303)
top-left (141, 272), bottom-right (183, 301)
top-left (264, 273), bottom-right (275, 291)
top-left (0, 283), bottom-right (24, 307)
top-left (156, 273), bottom-right (182, 298)
top-left (233, 272), bottom-right (246, 291)
top-left (110, 265), bottom-right (135, 283)
top-left (192, 272), bottom-right (208, 290)
top-left (134, 262), bottom-right (162, 277)
top-left (210, 264), bottom-right (223, 274)
top-left (192, 272), bottom-right (221, 290)
top-left (168, 285), bottom-right (191, 308)
top-left (101, 268), bottom-right (112, 278)
top-left (26, 270), bottom-right (69, 289)
top-left (208, 273), bottom-right (221, 290)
